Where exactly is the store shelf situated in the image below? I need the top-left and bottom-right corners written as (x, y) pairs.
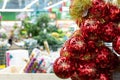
top-left (0, 65), bottom-right (70, 80)
top-left (0, 73), bottom-right (70, 80)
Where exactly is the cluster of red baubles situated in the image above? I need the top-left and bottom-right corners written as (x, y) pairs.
top-left (53, 0), bottom-right (120, 80)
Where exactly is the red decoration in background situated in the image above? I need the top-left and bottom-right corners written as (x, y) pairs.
top-left (59, 7), bottom-right (62, 12)
top-left (62, 2), bottom-right (66, 6)
top-left (48, 8), bottom-right (52, 12)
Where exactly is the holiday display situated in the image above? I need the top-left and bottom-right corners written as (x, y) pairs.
top-left (53, 0), bottom-right (120, 80)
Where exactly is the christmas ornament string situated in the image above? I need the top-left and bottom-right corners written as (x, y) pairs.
top-left (53, 0), bottom-right (120, 80)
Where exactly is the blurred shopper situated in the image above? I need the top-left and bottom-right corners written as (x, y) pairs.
top-left (8, 30), bottom-right (14, 45)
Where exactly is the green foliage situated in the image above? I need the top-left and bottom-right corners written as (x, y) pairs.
top-left (34, 31), bottom-right (63, 51)
top-left (1, 33), bottom-right (7, 39)
top-left (36, 14), bottom-right (50, 30)
top-left (21, 13), bottom-right (64, 51)
top-left (46, 25), bottom-right (58, 33)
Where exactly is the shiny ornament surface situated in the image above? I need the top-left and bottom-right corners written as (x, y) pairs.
top-left (81, 18), bottom-right (101, 41)
top-left (113, 36), bottom-right (120, 54)
top-left (109, 5), bottom-right (120, 22)
top-left (100, 22), bottom-right (118, 42)
top-left (71, 72), bottom-right (81, 80)
top-left (60, 46), bottom-right (72, 58)
top-left (66, 36), bottom-right (86, 56)
top-left (95, 46), bottom-right (118, 69)
top-left (76, 62), bottom-right (96, 78)
top-left (89, 0), bottom-right (110, 22)
top-left (79, 51), bottom-right (96, 63)
top-left (99, 73), bottom-right (112, 80)
top-left (53, 57), bottom-right (74, 79)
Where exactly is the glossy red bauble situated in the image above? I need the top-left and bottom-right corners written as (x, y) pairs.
top-left (89, 0), bottom-right (110, 22)
top-left (76, 62), bottom-right (96, 78)
top-left (81, 18), bottom-right (101, 41)
top-left (113, 36), bottom-right (120, 54)
top-left (95, 46), bottom-right (119, 69)
top-left (66, 36), bottom-right (86, 56)
top-left (109, 5), bottom-right (120, 22)
top-left (53, 57), bottom-right (74, 79)
top-left (100, 22), bottom-right (118, 42)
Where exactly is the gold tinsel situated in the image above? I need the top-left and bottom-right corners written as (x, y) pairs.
top-left (116, 0), bottom-right (120, 7)
top-left (106, 0), bottom-right (120, 7)
top-left (69, 0), bottom-right (92, 22)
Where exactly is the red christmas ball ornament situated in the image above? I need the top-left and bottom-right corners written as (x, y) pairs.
top-left (86, 40), bottom-right (97, 51)
top-left (96, 46), bottom-right (111, 68)
top-left (109, 5), bottom-right (120, 22)
top-left (66, 36), bottom-right (86, 57)
top-left (95, 46), bottom-right (118, 69)
top-left (89, 0), bottom-right (110, 22)
top-left (100, 22), bottom-right (118, 42)
top-left (76, 62), bottom-right (96, 78)
top-left (53, 57), bottom-right (74, 79)
top-left (113, 36), bottom-right (120, 54)
top-left (81, 18), bottom-right (101, 41)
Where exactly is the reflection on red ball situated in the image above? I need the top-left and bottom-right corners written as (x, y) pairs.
top-left (66, 36), bottom-right (86, 56)
top-left (113, 36), bottom-right (120, 54)
top-left (99, 73), bottom-right (112, 80)
top-left (53, 57), bottom-right (74, 79)
top-left (71, 72), bottom-right (81, 80)
top-left (60, 46), bottom-right (72, 58)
